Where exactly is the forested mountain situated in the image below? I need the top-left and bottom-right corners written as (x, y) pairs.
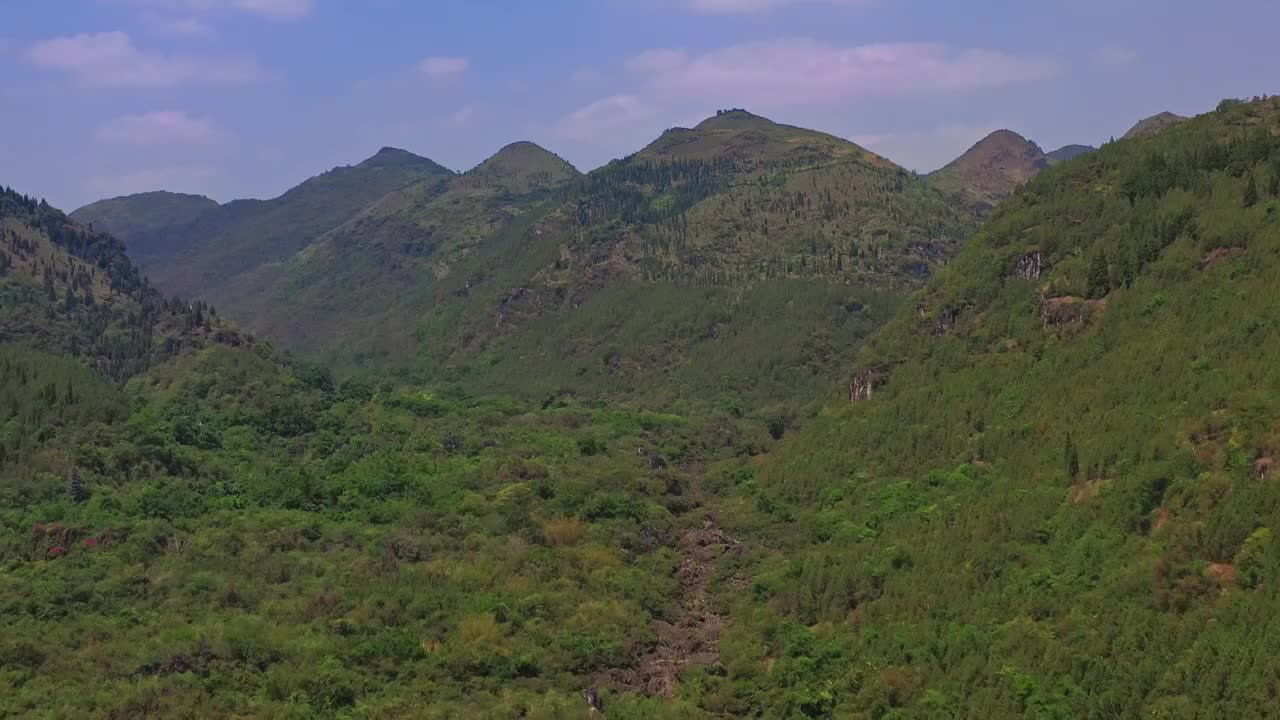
top-left (90, 110), bottom-right (978, 405)
top-left (212, 141), bottom-right (581, 365)
top-left (71, 191), bottom-right (218, 248)
top-left (927, 129), bottom-right (1051, 208)
top-left (399, 110), bottom-right (979, 404)
top-left (1, 186), bottom-right (247, 381)
top-left (1046, 143), bottom-right (1096, 164)
top-left (0, 181), bottom-right (783, 718)
top-left (709, 95), bottom-right (1280, 716)
top-left (8, 93), bottom-right (1280, 718)
top-left (71, 147), bottom-right (455, 302)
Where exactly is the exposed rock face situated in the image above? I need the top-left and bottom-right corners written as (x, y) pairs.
top-left (932, 306), bottom-right (959, 336)
top-left (596, 517), bottom-right (740, 697)
top-left (1040, 296), bottom-right (1106, 327)
top-left (850, 367), bottom-right (883, 402)
top-left (1014, 251), bottom-right (1044, 280)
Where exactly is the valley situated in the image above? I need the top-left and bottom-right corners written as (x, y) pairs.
top-left (5, 4), bottom-right (1280, 716)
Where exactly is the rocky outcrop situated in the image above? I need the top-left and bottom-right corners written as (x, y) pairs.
top-left (850, 367), bottom-right (884, 402)
top-left (1013, 251), bottom-right (1044, 280)
top-left (1040, 296), bottom-right (1106, 327)
top-left (932, 306), bottom-right (959, 336)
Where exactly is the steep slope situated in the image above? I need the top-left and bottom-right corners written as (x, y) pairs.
top-left (0, 186), bottom-right (248, 380)
top-left (217, 141), bottom-right (580, 365)
top-left (927, 129), bottom-right (1050, 208)
top-left (1124, 110), bottom-right (1188, 139)
top-left (407, 110), bottom-right (979, 404)
top-left (0, 188), bottom-right (788, 718)
top-left (70, 191), bottom-right (218, 252)
top-left (74, 147), bottom-right (455, 300)
top-left (1046, 143), bottom-right (1096, 164)
top-left (705, 96), bottom-right (1280, 717)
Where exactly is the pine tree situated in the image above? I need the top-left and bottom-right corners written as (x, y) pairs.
top-left (1087, 252), bottom-right (1110, 299)
top-left (67, 469), bottom-right (88, 504)
top-left (1244, 173), bottom-right (1259, 208)
top-left (1064, 435), bottom-right (1080, 481)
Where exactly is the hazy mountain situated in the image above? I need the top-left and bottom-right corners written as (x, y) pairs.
top-left (1046, 143), bottom-right (1096, 164)
top-left (1123, 110), bottom-right (1188, 140)
top-left (926, 129), bottom-right (1050, 208)
top-left (72, 147), bottom-right (455, 300)
top-left (71, 191), bottom-right (218, 251)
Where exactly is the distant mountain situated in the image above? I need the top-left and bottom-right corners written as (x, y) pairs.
top-left (71, 191), bottom-right (218, 251)
top-left (217, 141), bottom-right (581, 365)
top-left (1046, 144), bottom-right (1096, 164)
top-left (1, 187), bottom-right (248, 381)
top-left (113, 109), bottom-right (977, 403)
top-left (927, 129), bottom-right (1050, 208)
top-left (72, 147), bottom-right (454, 300)
top-left (1123, 111), bottom-right (1187, 140)
top-left (397, 109), bottom-right (979, 403)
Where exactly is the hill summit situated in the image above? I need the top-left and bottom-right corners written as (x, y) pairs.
top-left (927, 129), bottom-right (1049, 208)
top-left (1123, 111), bottom-right (1187, 139)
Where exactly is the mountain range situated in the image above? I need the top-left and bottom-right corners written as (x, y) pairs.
top-left (6, 94), bottom-right (1280, 717)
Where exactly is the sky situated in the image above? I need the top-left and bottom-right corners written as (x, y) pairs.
top-left (3, 0), bottom-right (1280, 211)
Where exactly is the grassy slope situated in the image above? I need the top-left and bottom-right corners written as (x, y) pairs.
top-left (700, 96), bottom-right (1280, 717)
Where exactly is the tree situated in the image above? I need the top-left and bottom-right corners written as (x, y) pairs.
top-left (1087, 252), bottom-right (1110, 299)
top-left (1064, 435), bottom-right (1080, 481)
top-left (67, 469), bottom-right (88, 504)
top-left (1244, 173), bottom-right (1259, 208)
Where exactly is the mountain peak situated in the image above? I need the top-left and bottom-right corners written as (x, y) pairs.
top-left (639, 110), bottom-right (894, 169)
top-left (1123, 111), bottom-right (1187, 140)
top-left (359, 146), bottom-right (450, 172)
top-left (694, 108), bottom-right (776, 130)
top-left (465, 140), bottom-right (580, 192)
top-left (927, 129), bottom-right (1048, 207)
top-left (1047, 144), bottom-right (1096, 165)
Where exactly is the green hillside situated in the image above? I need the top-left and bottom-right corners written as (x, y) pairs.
top-left (696, 96), bottom-right (1280, 717)
top-left (14, 95), bottom-right (1280, 718)
top-left (216, 141), bottom-right (581, 365)
top-left (109, 110), bottom-right (977, 407)
top-left (405, 111), bottom-right (978, 405)
top-left (72, 148), bottom-right (455, 301)
top-left (71, 191), bottom-right (218, 254)
top-left (0, 183), bottom-right (776, 718)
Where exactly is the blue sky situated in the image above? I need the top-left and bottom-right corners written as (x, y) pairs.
top-left (4, 0), bottom-right (1279, 210)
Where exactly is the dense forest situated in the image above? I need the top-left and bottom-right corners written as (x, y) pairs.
top-left (5, 96), bottom-right (1280, 718)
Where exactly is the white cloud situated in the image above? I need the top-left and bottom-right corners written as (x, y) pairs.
top-left (119, 0), bottom-right (312, 20)
top-left (553, 94), bottom-right (661, 145)
top-left (96, 110), bottom-right (229, 146)
top-left (87, 165), bottom-right (218, 197)
top-left (626, 49), bottom-right (689, 74)
top-left (418, 56), bottom-right (470, 80)
top-left (26, 32), bottom-right (262, 88)
top-left (140, 13), bottom-right (217, 38)
top-left (684, 0), bottom-right (867, 13)
top-left (444, 106), bottom-right (477, 128)
top-left (627, 39), bottom-right (1058, 106)
top-left (229, 0), bottom-right (312, 18)
top-left (1091, 45), bottom-right (1138, 67)
top-left (850, 123), bottom-right (1002, 173)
